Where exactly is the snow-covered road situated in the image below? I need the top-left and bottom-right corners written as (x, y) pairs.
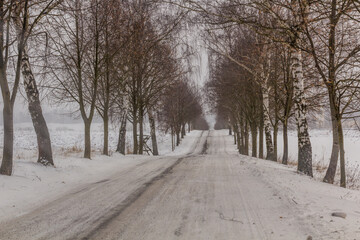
top-left (1, 130), bottom-right (360, 239)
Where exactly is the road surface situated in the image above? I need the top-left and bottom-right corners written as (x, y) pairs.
top-left (0, 131), bottom-right (326, 239)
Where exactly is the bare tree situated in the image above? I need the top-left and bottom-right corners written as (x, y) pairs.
top-left (0, 1), bottom-right (17, 175)
top-left (48, 0), bottom-right (103, 159)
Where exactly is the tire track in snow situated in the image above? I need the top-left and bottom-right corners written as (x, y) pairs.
top-left (79, 131), bottom-right (208, 239)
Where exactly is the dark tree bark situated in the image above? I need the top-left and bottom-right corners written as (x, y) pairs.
top-left (323, 87), bottom-right (340, 184)
top-left (148, 109), bottom-right (158, 156)
top-left (0, 103), bottom-right (13, 175)
top-left (102, 112), bottom-right (109, 156)
top-left (171, 127), bottom-right (175, 151)
top-left (176, 129), bottom-right (181, 146)
top-left (116, 111), bottom-right (127, 155)
top-left (132, 111), bottom-right (138, 154)
top-left (281, 84), bottom-right (293, 165)
top-left (250, 123), bottom-right (257, 157)
top-left (273, 123), bottom-right (278, 162)
top-left (322, 1), bottom-right (345, 187)
top-left (239, 118), bottom-right (245, 154)
top-left (244, 122), bottom-right (249, 156)
top-left (338, 119), bottom-right (346, 187)
top-left (138, 110), bottom-right (144, 154)
top-left (259, 115), bottom-right (264, 159)
top-left (181, 123), bottom-right (186, 138)
top-left (233, 123), bottom-right (239, 146)
top-left (236, 130), bottom-right (241, 153)
top-left (228, 118), bottom-right (232, 135)
top-left (84, 120), bottom-right (91, 159)
top-left (282, 120), bottom-right (289, 165)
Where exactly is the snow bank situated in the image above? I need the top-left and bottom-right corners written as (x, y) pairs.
top-left (236, 154), bottom-right (360, 239)
top-left (245, 129), bottom-right (360, 186)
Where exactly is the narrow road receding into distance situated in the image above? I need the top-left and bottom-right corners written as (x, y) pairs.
top-left (0, 131), bottom-right (326, 240)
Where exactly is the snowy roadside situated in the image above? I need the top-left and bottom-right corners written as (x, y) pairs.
top-left (244, 128), bottom-right (360, 189)
top-left (239, 156), bottom-right (360, 239)
top-left (0, 130), bottom-right (203, 223)
top-left (226, 136), bottom-right (360, 239)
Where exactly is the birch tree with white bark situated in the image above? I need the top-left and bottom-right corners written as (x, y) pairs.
top-left (11, 0), bottom-right (63, 166)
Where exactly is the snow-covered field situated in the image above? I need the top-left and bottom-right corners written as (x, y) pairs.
top-left (0, 122), bottom-right (203, 223)
top-left (277, 129), bottom-right (360, 166)
top-left (1, 122), bottom-right (176, 156)
top-left (276, 129), bottom-right (360, 187)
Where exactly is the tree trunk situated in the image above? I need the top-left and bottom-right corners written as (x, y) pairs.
top-left (234, 124), bottom-right (237, 145)
top-left (148, 109), bottom-right (158, 156)
top-left (239, 120), bottom-right (245, 154)
top-left (228, 118), bottom-right (232, 135)
top-left (233, 123), bottom-right (239, 146)
top-left (244, 122), bottom-right (249, 156)
top-left (0, 104), bottom-right (13, 175)
top-left (323, 87), bottom-right (340, 184)
top-left (188, 122), bottom-right (191, 133)
top-left (21, 51), bottom-right (53, 166)
top-left (171, 127), bottom-right (175, 151)
top-left (273, 123), bottom-right (278, 162)
top-left (259, 115), bottom-right (264, 159)
top-left (338, 119), bottom-right (346, 188)
top-left (0, 0), bottom-right (13, 175)
top-left (116, 111), bottom-right (127, 154)
top-left (138, 110), bottom-right (144, 155)
top-left (176, 129), bottom-right (180, 146)
top-left (102, 112), bottom-right (109, 156)
top-left (291, 47), bottom-right (312, 177)
top-left (84, 120), bottom-right (91, 159)
top-left (132, 113), bottom-right (138, 154)
top-left (250, 124), bottom-right (257, 157)
top-left (181, 123), bottom-right (186, 138)
top-left (236, 130), bottom-right (241, 153)
top-left (262, 86), bottom-right (275, 161)
top-left (322, 7), bottom-right (346, 184)
top-left (282, 120), bottom-right (289, 165)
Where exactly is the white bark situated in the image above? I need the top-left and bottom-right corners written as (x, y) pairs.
top-left (13, 6), bottom-right (53, 166)
top-left (261, 82), bottom-right (275, 161)
top-left (289, 0), bottom-right (313, 176)
top-left (291, 48), bottom-right (312, 176)
top-left (259, 59), bottom-right (275, 161)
